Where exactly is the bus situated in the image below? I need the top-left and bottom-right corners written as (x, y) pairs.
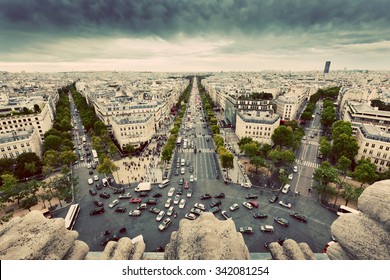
top-left (176, 137), bottom-right (182, 146)
top-left (337, 205), bottom-right (362, 216)
top-left (64, 204), bottom-right (80, 230)
top-left (92, 149), bottom-right (98, 162)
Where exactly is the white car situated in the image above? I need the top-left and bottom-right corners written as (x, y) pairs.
top-left (288, 173), bottom-right (293, 180)
top-left (189, 175), bottom-right (194, 182)
top-left (243, 201), bottom-right (253, 210)
top-left (279, 200), bottom-right (292, 209)
top-left (94, 175), bottom-right (99, 181)
top-left (173, 195), bottom-right (180, 205)
top-left (282, 184), bottom-right (291, 194)
top-left (87, 163), bottom-right (91, 169)
top-left (109, 199), bottom-right (119, 208)
top-left (194, 203), bottom-right (206, 211)
top-left (229, 203), bottom-right (239, 211)
top-left (184, 213), bottom-right (197, 220)
top-left (167, 187), bottom-right (175, 197)
top-left (88, 178), bottom-right (93, 185)
top-left (156, 211), bottom-right (165, 222)
top-left (128, 210), bottom-right (141, 216)
top-left (167, 206), bottom-right (174, 216)
top-left (186, 189), bottom-right (193, 198)
top-left (260, 225), bottom-right (274, 233)
top-left (179, 199), bottom-right (186, 209)
top-left (165, 198), bottom-right (172, 208)
top-left (293, 166), bottom-right (298, 173)
top-left (241, 182), bottom-right (252, 188)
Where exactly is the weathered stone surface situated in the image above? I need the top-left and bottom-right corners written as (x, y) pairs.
top-left (0, 210), bottom-right (88, 260)
top-left (99, 237), bottom-right (145, 260)
top-left (268, 239), bottom-right (316, 260)
top-left (326, 242), bottom-right (352, 260)
top-left (164, 212), bottom-right (250, 260)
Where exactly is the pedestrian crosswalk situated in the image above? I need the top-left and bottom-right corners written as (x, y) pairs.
top-left (295, 159), bottom-right (320, 169)
top-left (73, 161), bottom-right (89, 169)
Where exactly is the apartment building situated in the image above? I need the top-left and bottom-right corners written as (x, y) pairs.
top-left (276, 87), bottom-right (309, 121)
top-left (0, 126), bottom-right (42, 159)
top-left (235, 111), bottom-right (280, 145)
top-left (356, 123), bottom-right (390, 171)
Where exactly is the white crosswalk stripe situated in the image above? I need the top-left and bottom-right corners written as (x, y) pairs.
top-left (73, 162), bottom-right (88, 169)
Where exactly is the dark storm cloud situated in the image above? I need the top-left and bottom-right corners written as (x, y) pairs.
top-left (0, 0), bottom-right (389, 38)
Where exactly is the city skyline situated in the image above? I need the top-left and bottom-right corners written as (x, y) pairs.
top-left (0, 0), bottom-right (389, 72)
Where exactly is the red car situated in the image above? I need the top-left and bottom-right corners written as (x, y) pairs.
top-left (184, 181), bottom-right (189, 189)
top-left (248, 200), bottom-right (259, 208)
top-left (130, 198), bottom-right (142, 204)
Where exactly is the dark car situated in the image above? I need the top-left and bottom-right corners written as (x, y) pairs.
top-left (214, 193), bottom-right (225, 199)
top-left (138, 191), bottom-right (149, 197)
top-left (239, 226), bottom-right (254, 235)
top-left (174, 169), bottom-right (179, 176)
top-left (245, 193), bottom-right (258, 199)
top-left (115, 206), bottom-right (127, 213)
top-left (264, 237), bottom-right (288, 249)
top-left (89, 170), bottom-right (94, 175)
top-left (248, 200), bottom-right (259, 208)
top-left (289, 212), bottom-right (308, 223)
top-left (152, 192), bottom-right (162, 198)
top-left (253, 212), bottom-right (267, 219)
top-left (209, 206), bottom-right (221, 213)
top-left (94, 200), bottom-right (104, 207)
top-left (269, 195), bottom-right (279, 203)
top-left (210, 199), bottom-right (222, 208)
top-left (113, 188), bottom-right (125, 194)
top-left (146, 198), bottom-right (158, 205)
top-left (89, 189), bottom-right (97, 196)
top-left (200, 194), bottom-right (212, 200)
top-left (95, 183), bottom-right (103, 190)
top-left (149, 207), bottom-right (161, 214)
top-left (179, 177), bottom-right (184, 185)
top-left (177, 186), bottom-right (183, 195)
top-left (274, 217), bottom-right (289, 227)
top-left (90, 207), bottom-right (105, 215)
top-left (99, 192), bottom-right (110, 199)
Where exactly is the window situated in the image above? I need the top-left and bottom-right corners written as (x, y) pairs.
top-left (7, 146), bottom-right (11, 151)
top-left (380, 160), bottom-right (385, 165)
top-left (365, 143), bottom-right (369, 147)
top-left (371, 144), bottom-right (375, 148)
top-left (369, 150), bottom-right (373, 155)
top-left (387, 147), bottom-right (390, 151)
top-left (380, 145), bottom-right (383, 149)
top-left (374, 159), bottom-right (378, 164)
top-left (363, 149), bottom-right (367, 154)
top-left (377, 152), bottom-right (381, 157)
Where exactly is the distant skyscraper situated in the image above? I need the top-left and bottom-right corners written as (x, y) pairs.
top-left (324, 61), bottom-right (331, 73)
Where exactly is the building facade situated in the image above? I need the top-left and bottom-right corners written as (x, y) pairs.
top-left (0, 126), bottom-right (42, 159)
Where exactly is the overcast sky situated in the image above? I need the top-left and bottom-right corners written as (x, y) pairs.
top-left (0, 0), bottom-right (389, 72)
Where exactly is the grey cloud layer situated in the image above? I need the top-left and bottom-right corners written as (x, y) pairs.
top-left (0, 0), bottom-right (389, 38)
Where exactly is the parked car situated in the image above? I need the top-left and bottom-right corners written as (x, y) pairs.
top-left (269, 195), bottom-right (278, 203)
top-left (245, 193), bottom-right (258, 199)
top-left (167, 206), bottom-right (175, 216)
top-left (229, 203), bottom-right (239, 211)
top-left (200, 193), bottom-right (212, 200)
top-left (130, 197), bottom-right (142, 204)
top-left (109, 199), bottom-right (119, 208)
top-left (194, 203), bottom-right (206, 211)
top-left (88, 178), bottom-right (94, 185)
top-left (118, 193), bottom-right (132, 199)
top-left (282, 184), bottom-right (291, 194)
top-left (99, 192), bottom-right (110, 199)
top-left (184, 181), bottom-right (189, 189)
top-left (210, 199), bottom-right (222, 208)
top-left (138, 191), bottom-right (149, 197)
top-left (293, 166), bottom-right (298, 173)
top-left (156, 211), bottom-right (165, 222)
top-left (279, 200), bottom-right (292, 209)
top-left (253, 212), bottom-right (267, 219)
top-left (173, 195), bottom-right (180, 205)
top-left (128, 210), bottom-right (141, 216)
top-left (186, 189), bottom-right (193, 198)
top-left (209, 206), bottom-right (221, 213)
top-left (221, 210), bottom-right (232, 220)
top-left (179, 198), bottom-right (186, 209)
top-left (184, 213), bottom-right (197, 220)
top-left (179, 177), bottom-right (184, 185)
top-left (177, 186), bottom-right (183, 195)
top-left (136, 203), bottom-right (148, 210)
top-left (274, 216), bottom-right (289, 227)
top-left (158, 218), bottom-right (172, 231)
top-left (94, 200), bottom-right (104, 207)
top-left (115, 206), bottom-right (126, 213)
top-left (243, 201), bottom-right (253, 210)
top-left (214, 193), bottom-right (225, 199)
top-left (248, 200), bottom-right (259, 208)
top-left (113, 188), bottom-right (125, 194)
top-left (94, 175), bottom-right (99, 181)
top-left (149, 207), bottom-right (161, 214)
top-left (241, 182), bottom-right (252, 188)
top-left (288, 173), bottom-right (293, 180)
top-left (146, 198), bottom-right (158, 205)
top-left (152, 192), bottom-right (162, 198)
top-left (89, 170), bottom-right (93, 175)
top-left (165, 198), bottom-right (172, 208)
top-left (190, 207), bottom-right (203, 215)
top-left (89, 189), bottom-right (97, 196)
top-left (167, 187), bottom-right (175, 197)
top-left (289, 212), bottom-right (308, 223)
top-left (95, 183), bottom-right (103, 190)
top-left (90, 207), bottom-right (105, 216)
top-left (239, 226), bottom-right (254, 235)
top-left (260, 225), bottom-right (274, 233)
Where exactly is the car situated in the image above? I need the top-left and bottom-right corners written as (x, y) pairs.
top-left (174, 169), bottom-right (179, 176)
top-left (113, 188), bottom-right (125, 194)
top-left (149, 207), bottom-right (161, 214)
top-left (129, 197), bottom-right (142, 204)
top-left (118, 193), bottom-right (132, 199)
top-left (310, 134), bottom-right (314, 138)
top-left (156, 211), bottom-right (165, 222)
top-left (209, 206), bottom-right (221, 213)
top-left (190, 207), bottom-right (203, 215)
top-left (245, 193), bottom-right (258, 199)
top-left (90, 207), bottom-right (105, 215)
top-left (282, 184), bottom-right (291, 194)
top-left (189, 175), bottom-right (194, 182)
top-left (293, 166), bottom-right (298, 173)
top-left (88, 170), bottom-right (93, 175)
top-left (87, 163), bottom-right (91, 169)
top-left (167, 187), bottom-right (175, 197)
top-left (128, 209), bottom-right (141, 216)
top-left (95, 183), bottom-right (103, 190)
top-left (184, 213), bottom-right (197, 220)
top-left (269, 195), bottom-right (278, 203)
top-left (88, 178), bottom-right (94, 185)
top-left (253, 212), bottom-right (267, 219)
top-left (177, 186), bottom-right (183, 195)
top-left (179, 198), bottom-right (186, 209)
top-left (109, 199), bottom-right (119, 208)
top-left (184, 181), bottom-right (189, 189)
top-left (89, 189), bottom-right (97, 196)
top-left (279, 200), bottom-right (292, 209)
top-left (200, 193), bottom-right (212, 200)
top-left (248, 200), bottom-right (259, 208)
top-left (210, 199), bottom-right (222, 208)
top-left (260, 225), bottom-right (274, 233)
top-left (94, 175), bottom-right (99, 181)
top-left (194, 203), bottom-right (206, 211)
top-left (186, 189), bottom-right (193, 198)
top-left (167, 206), bottom-right (175, 216)
top-left (146, 198), bottom-right (158, 205)
top-left (152, 192), bottom-right (162, 198)
top-left (158, 218), bottom-right (172, 231)
top-left (173, 195), bottom-right (180, 205)
top-left (189, 166), bottom-right (194, 173)
top-left (274, 216), bottom-right (289, 227)
top-left (243, 201), bottom-right (253, 210)
top-left (93, 200), bottom-right (104, 207)
top-left (214, 193), bottom-right (225, 199)
top-left (99, 192), bottom-right (110, 199)
top-left (302, 136), bottom-right (307, 140)
top-left (289, 212), bottom-right (308, 223)
top-left (221, 210), bottom-right (232, 220)
top-left (288, 173), bottom-right (293, 180)
top-left (136, 203), bottom-right (148, 210)
top-left (241, 182), bottom-right (252, 188)
top-left (264, 237), bottom-right (288, 249)
top-left (239, 226), bottom-right (254, 235)
top-left (115, 206), bottom-right (126, 213)
top-left (165, 198), bottom-right (172, 208)
top-left (138, 191), bottom-right (149, 197)
top-left (229, 203), bottom-right (239, 211)
top-left (179, 177), bottom-right (184, 185)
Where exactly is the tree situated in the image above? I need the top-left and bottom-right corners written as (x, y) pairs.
top-left (97, 157), bottom-right (119, 179)
top-left (125, 143), bottom-right (135, 155)
top-left (213, 135), bottom-right (224, 148)
top-left (211, 125), bottom-right (220, 134)
top-left (42, 150), bottom-right (61, 170)
top-left (0, 174), bottom-right (18, 203)
top-left (321, 106), bottom-right (336, 128)
top-left (331, 120), bottom-right (353, 140)
top-left (336, 156), bottom-right (351, 178)
top-left (342, 183), bottom-right (364, 206)
top-left (94, 121), bottom-right (107, 136)
top-left (241, 142), bottom-right (260, 158)
top-left (313, 161), bottom-right (339, 186)
top-left (267, 148), bottom-right (281, 172)
top-left (319, 137), bottom-right (332, 159)
top-left (43, 135), bottom-right (63, 152)
top-left (59, 150), bottom-right (78, 167)
top-left (250, 156), bottom-right (265, 174)
top-left (0, 158), bottom-right (15, 176)
top-left (108, 143), bottom-right (118, 159)
top-left (332, 133), bottom-right (359, 162)
top-left (237, 137), bottom-right (253, 148)
top-left (280, 150), bottom-right (296, 166)
top-left (219, 149), bottom-right (234, 177)
top-left (33, 104), bottom-right (41, 113)
top-left (278, 172), bottom-right (289, 187)
top-left (15, 152), bottom-right (42, 179)
top-left (352, 159), bottom-right (378, 187)
top-left (271, 126), bottom-right (293, 147)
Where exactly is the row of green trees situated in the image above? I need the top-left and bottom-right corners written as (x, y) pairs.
top-left (300, 87), bottom-right (340, 122)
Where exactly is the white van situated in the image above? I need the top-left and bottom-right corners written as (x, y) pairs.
top-left (159, 179), bottom-right (170, 189)
top-left (181, 159), bottom-right (186, 166)
top-left (88, 178), bottom-right (93, 185)
top-left (282, 184), bottom-right (291, 194)
top-left (181, 167), bottom-right (185, 175)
